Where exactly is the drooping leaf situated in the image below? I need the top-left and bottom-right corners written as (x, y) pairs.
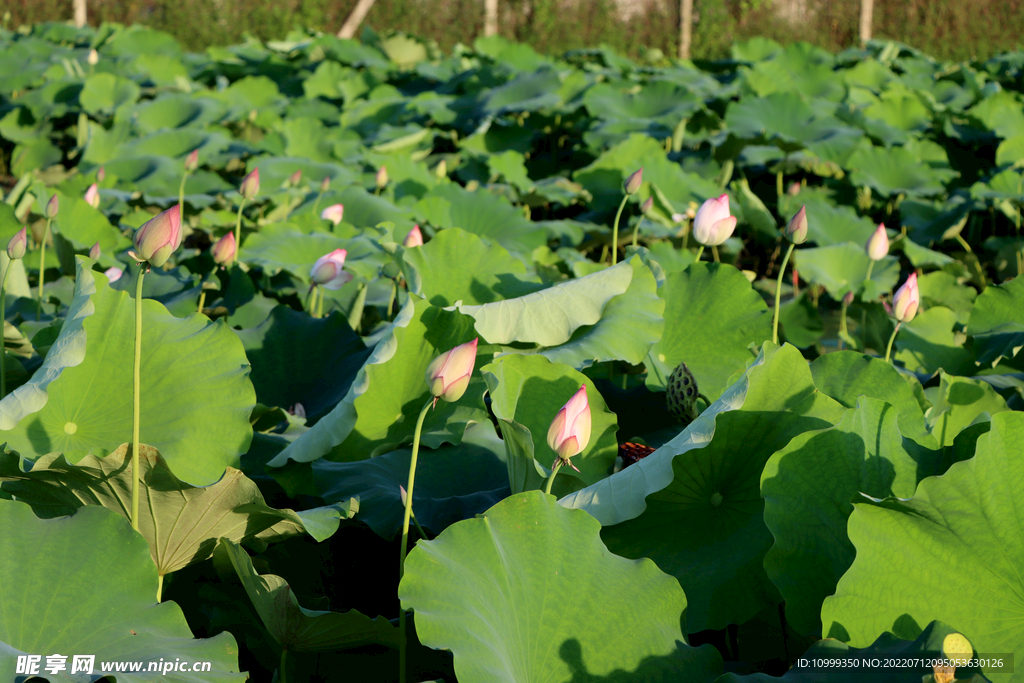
top-left (965, 274), bottom-right (1024, 367)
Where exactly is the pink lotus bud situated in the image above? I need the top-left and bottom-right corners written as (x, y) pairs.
top-left (320, 176), bottom-right (331, 192)
top-left (211, 231), bottom-right (236, 267)
top-left (310, 248), bottom-right (353, 290)
top-left (44, 194), bottom-right (59, 219)
top-left (425, 338), bottom-right (478, 404)
top-left (7, 228), bottom-right (27, 260)
top-left (787, 181), bottom-right (801, 196)
top-left (866, 223), bottom-right (889, 261)
top-left (132, 204), bottom-right (182, 268)
top-left (785, 205), bottom-right (807, 244)
top-left (84, 183), bottom-right (100, 209)
top-left (97, 166), bottom-right (105, 182)
top-left (399, 484), bottom-right (408, 506)
top-left (641, 196), bottom-right (654, 213)
top-left (624, 167), bottom-right (643, 195)
top-left (692, 194), bottom-right (737, 246)
top-left (892, 272), bottom-right (919, 323)
top-left (403, 225), bottom-right (424, 248)
top-left (89, 242), bottom-right (101, 260)
top-left (184, 149), bottom-right (199, 172)
top-left (546, 385), bottom-right (592, 463)
top-left (104, 266), bottom-right (124, 283)
top-left (87, 49), bottom-right (99, 66)
top-left (288, 170), bottom-right (302, 187)
top-left (320, 204), bottom-right (345, 226)
top-left (239, 167), bottom-right (260, 199)
top-left (290, 403), bottom-right (306, 419)
top-left (376, 166), bottom-right (388, 189)
top-left (842, 291), bottom-right (854, 306)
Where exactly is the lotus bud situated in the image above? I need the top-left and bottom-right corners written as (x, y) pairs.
top-left (44, 194), bottom-right (59, 219)
top-left (320, 176), bottom-right (331, 192)
top-left (892, 272), bottom-right (919, 323)
top-left (624, 167), bottom-right (643, 195)
top-left (785, 205), bottom-right (808, 244)
top-left (399, 484), bottom-right (409, 506)
top-left (84, 183), bottom-right (100, 209)
top-left (7, 228), bottom-right (27, 260)
top-left (376, 165), bottom-right (388, 189)
top-left (866, 223), bottom-right (889, 261)
top-left (425, 338), bottom-right (479, 405)
top-left (211, 231), bottom-right (236, 267)
top-left (435, 159), bottom-right (447, 178)
top-left (320, 204), bottom-right (344, 226)
top-left (288, 169), bottom-right (302, 187)
top-left (104, 266), bottom-right (124, 283)
top-left (403, 225), bottom-right (424, 248)
top-left (641, 196), bottom-right (654, 214)
top-left (89, 242), bottom-right (101, 260)
top-left (290, 403), bottom-right (306, 419)
top-left (97, 166), bottom-right (105, 182)
top-left (184, 149), bottom-right (199, 172)
top-left (692, 194), bottom-right (737, 246)
top-left (132, 204), bottom-right (182, 268)
top-left (239, 167), bottom-right (260, 199)
top-left (87, 49), bottom-right (99, 65)
top-left (842, 290), bottom-right (854, 306)
top-left (546, 385), bottom-right (591, 468)
top-left (310, 248), bottom-right (353, 290)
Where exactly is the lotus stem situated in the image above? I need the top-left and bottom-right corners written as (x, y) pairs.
top-left (543, 459), bottom-right (564, 496)
top-left (694, 245), bottom-right (704, 262)
top-left (610, 194), bottom-right (629, 265)
top-left (37, 217), bottom-right (51, 321)
top-left (410, 507), bottom-right (427, 539)
top-left (399, 398), bottom-right (434, 683)
top-left (954, 233), bottom-right (986, 290)
top-left (773, 242), bottom-right (796, 345)
top-left (884, 321), bottom-right (901, 363)
top-left (131, 267), bottom-right (146, 532)
top-left (233, 198), bottom-right (247, 251)
top-left (197, 289), bottom-right (206, 314)
top-left (177, 172), bottom-right (189, 218)
top-left (838, 299), bottom-right (850, 351)
top-left (306, 286), bottom-right (318, 318)
top-left (316, 286), bottom-right (324, 320)
top-left (864, 260), bottom-right (875, 286)
top-left (387, 279), bottom-right (397, 319)
top-left (712, 245), bottom-right (720, 262)
top-left (157, 574), bottom-right (163, 603)
top-left (0, 260), bottom-right (10, 398)
top-left (631, 217), bottom-right (641, 248)
top-left (279, 648), bottom-right (287, 683)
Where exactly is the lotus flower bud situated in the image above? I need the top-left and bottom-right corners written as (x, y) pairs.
top-left (785, 205), bottom-right (808, 244)
top-left (842, 290), bottom-right (854, 306)
top-left (211, 231), bottom-right (236, 267)
top-left (624, 167), bottom-right (643, 195)
top-left (290, 403), bottom-right (306, 419)
top-left (376, 165), bottom-right (388, 189)
top-left (692, 194), bottom-right (737, 246)
top-left (44, 194), bottom-right (59, 219)
top-left (239, 168), bottom-right (259, 199)
top-left (892, 272), bottom-right (919, 323)
top-left (320, 204), bottom-right (344, 226)
top-left (288, 169), bottom-right (302, 187)
top-left (97, 166), bottom-right (105, 182)
top-left (132, 204), bottom-right (182, 268)
top-left (104, 266), bottom-right (124, 283)
top-left (866, 223), bottom-right (889, 261)
top-left (425, 338), bottom-right (478, 404)
top-left (403, 225), bottom-right (424, 248)
top-left (546, 385), bottom-right (592, 464)
top-left (84, 183), bottom-right (100, 209)
top-left (7, 228), bottom-right (27, 260)
top-left (89, 242), bottom-right (101, 260)
top-left (435, 159), bottom-right (447, 178)
top-left (641, 196), bottom-right (654, 213)
top-left (399, 484), bottom-right (409, 506)
top-left (87, 49), bottom-right (99, 65)
top-left (320, 176), bottom-right (331, 192)
top-left (310, 248), bottom-right (353, 290)
top-left (184, 149), bottom-right (199, 172)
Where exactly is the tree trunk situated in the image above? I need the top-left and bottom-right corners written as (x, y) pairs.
top-left (859, 0), bottom-right (873, 46)
top-left (484, 0), bottom-right (499, 37)
top-left (338, 0), bottom-right (377, 39)
top-left (679, 0), bottom-right (693, 60)
top-left (73, 0), bottom-right (87, 28)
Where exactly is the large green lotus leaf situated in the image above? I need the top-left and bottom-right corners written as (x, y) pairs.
top-left (269, 298), bottom-right (488, 466)
top-left (0, 501), bottom-right (246, 682)
top-left (11, 138), bottom-right (62, 175)
top-left (925, 372), bottom-right (1009, 448)
top-left (719, 621), bottom-right (985, 683)
top-left (965, 274), bottom-right (1024, 367)
top-left (400, 491), bottom-right (723, 683)
top-left (0, 443), bottom-right (352, 577)
top-left (0, 262), bottom-right (255, 486)
top-left (426, 183), bottom-right (547, 253)
top-left (809, 351), bottom-right (936, 448)
top-left (564, 344), bottom-right (845, 632)
top-left (400, 227), bottom-right (542, 306)
top-left (482, 354), bottom-right (619, 496)
top-left (331, 185), bottom-right (416, 230)
top-left (583, 80), bottom-right (701, 125)
top-left (724, 92), bottom-right (816, 152)
top-left (80, 72), bottom-right (141, 114)
top-left (821, 411), bottom-right (1024, 683)
top-left (761, 398), bottom-right (979, 635)
top-left (312, 421), bottom-right (509, 539)
top-left (861, 88), bottom-right (931, 133)
top-left (238, 226), bottom-right (382, 284)
top-left (847, 145), bottom-right (955, 197)
top-left (794, 192), bottom-right (876, 247)
top-left (742, 56), bottom-right (844, 101)
top-left (458, 257), bottom-right (635, 346)
top-left (236, 306), bottom-right (371, 422)
top-left (480, 66), bottom-right (563, 116)
top-left (118, 128), bottom-right (232, 163)
top-left (219, 539), bottom-right (399, 652)
top-left (794, 243), bottom-right (900, 301)
top-left (540, 256), bottom-right (664, 369)
top-left (47, 189), bottom-right (132, 253)
top-left (130, 95), bottom-right (229, 134)
top-left (894, 306), bottom-right (974, 376)
top-left (968, 90), bottom-right (1024, 139)
top-left (996, 134), bottom-right (1024, 166)
top-left (643, 262), bottom-right (771, 402)
top-left (917, 271), bottom-right (976, 325)
top-left (248, 157), bottom-right (359, 193)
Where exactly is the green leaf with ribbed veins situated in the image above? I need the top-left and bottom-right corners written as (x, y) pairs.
top-left (966, 274), bottom-right (1024, 367)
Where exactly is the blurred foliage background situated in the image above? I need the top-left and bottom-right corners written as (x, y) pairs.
top-left (3, 0), bottom-right (1023, 62)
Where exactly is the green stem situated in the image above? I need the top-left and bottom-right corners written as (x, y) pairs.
top-left (306, 286), bottom-right (318, 317)
top-left (156, 574), bottom-right (164, 603)
top-left (610, 194), bottom-right (628, 265)
top-left (197, 289), bottom-right (206, 314)
top-left (712, 245), bottom-right (720, 262)
top-left (954, 232), bottom-right (986, 290)
top-left (37, 217), bottom-right (51, 321)
top-left (776, 169), bottom-right (784, 203)
top-left (543, 459), bottom-right (564, 496)
top-left (884, 321), bottom-right (901, 363)
top-left (632, 217), bottom-right (641, 248)
top-left (233, 198), bottom-right (247, 251)
top-left (0, 261), bottom-right (10, 399)
top-left (773, 243), bottom-right (796, 345)
top-left (311, 191), bottom-right (324, 215)
top-left (864, 259), bottom-right (875, 286)
top-left (131, 267), bottom-right (146, 532)
top-left (387, 279), bottom-right (396, 319)
top-left (316, 286), bottom-right (324, 319)
top-left (694, 245), bottom-right (704, 261)
top-left (838, 299), bottom-right (850, 351)
top-left (411, 508), bottom-right (427, 539)
top-left (177, 172), bottom-right (189, 218)
top-left (279, 648), bottom-right (287, 683)
top-left (399, 399), bottom-right (434, 683)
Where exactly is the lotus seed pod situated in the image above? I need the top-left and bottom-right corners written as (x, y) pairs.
top-left (666, 361), bottom-right (700, 425)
